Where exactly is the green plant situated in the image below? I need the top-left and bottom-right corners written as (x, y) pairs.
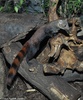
top-left (41, 0), bottom-right (50, 13)
top-left (67, 0), bottom-right (83, 15)
top-left (0, 0), bottom-right (25, 13)
top-left (0, 6), bottom-right (3, 11)
top-left (14, 0), bottom-right (24, 13)
top-left (0, 0), bottom-right (83, 16)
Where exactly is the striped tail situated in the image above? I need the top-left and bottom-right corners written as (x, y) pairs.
top-left (7, 42), bottom-right (30, 86)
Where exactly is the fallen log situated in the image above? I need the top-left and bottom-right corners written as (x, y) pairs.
top-left (0, 53), bottom-right (6, 99)
top-left (2, 42), bottom-right (81, 100)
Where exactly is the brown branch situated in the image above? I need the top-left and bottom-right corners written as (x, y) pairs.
top-left (69, 17), bottom-right (82, 44)
top-left (48, 0), bottom-right (59, 22)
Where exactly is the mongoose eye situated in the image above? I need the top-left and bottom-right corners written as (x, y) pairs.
top-left (63, 24), bottom-right (66, 27)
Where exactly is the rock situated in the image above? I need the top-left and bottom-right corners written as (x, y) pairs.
top-left (27, 0), bottom-right (44, 13)
top-left (61, 70), bottom-right (83, 82)
top-left (80, 15), bottom-right (83, 26)
top-left (77, 15), bottom-right (83, 38)
top-left (0, 13), bottom-right (46, 47)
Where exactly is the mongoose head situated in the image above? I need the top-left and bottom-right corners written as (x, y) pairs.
top-left (57, 19), bottom-right (69, 30)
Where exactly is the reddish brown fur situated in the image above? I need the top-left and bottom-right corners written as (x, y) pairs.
top-left (18, 52), bottom-right (24, 58)
top-left (7, 42), bottom-right (30, 86)
top-left (13, 58), bottom-right (20, 66)
top-left (21, 47), bottom-right (27, 53)
top-left (8, 67), bottom-right (16, 75)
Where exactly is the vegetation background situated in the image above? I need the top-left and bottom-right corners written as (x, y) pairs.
top-left (0, 0), bottom-right (83, 17)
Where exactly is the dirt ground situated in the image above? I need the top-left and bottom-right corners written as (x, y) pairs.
top-left (4, 74), bottom-right (49, 100)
